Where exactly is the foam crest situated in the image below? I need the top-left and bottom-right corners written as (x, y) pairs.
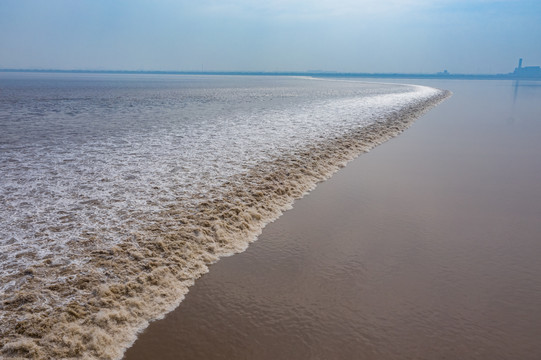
top-left (0, 74), bottom-right (450, 359)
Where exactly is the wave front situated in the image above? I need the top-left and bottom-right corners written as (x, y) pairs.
top-left (0, 75), bottom-right (450, 359)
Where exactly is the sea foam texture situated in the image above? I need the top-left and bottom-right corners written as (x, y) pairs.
top-left (0, 78), bottom-right (450, 359)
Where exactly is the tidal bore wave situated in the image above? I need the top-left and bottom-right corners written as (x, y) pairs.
top-left (0, 75), bottom-right (450, 359)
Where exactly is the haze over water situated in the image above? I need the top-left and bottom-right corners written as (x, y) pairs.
top-left (1, 1), bottom-right (540, 359)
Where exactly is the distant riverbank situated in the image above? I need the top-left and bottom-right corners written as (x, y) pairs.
top-left (2, 68), bottom-right (541, 81)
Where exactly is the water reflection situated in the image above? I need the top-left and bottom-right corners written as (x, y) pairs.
top-left (513, 80), bottom-right (519, 105)
top-left (509, 80), bottom-right (541, 124)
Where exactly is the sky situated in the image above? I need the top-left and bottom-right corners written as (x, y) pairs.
top-left (0, 0), bottom-right (540, 74)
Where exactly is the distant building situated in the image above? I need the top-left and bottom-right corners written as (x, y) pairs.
top-left (513, 58), bottom-right (541, 77)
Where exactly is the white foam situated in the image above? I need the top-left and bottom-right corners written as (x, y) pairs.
top-left (0, 74), bottom-right (447, 358)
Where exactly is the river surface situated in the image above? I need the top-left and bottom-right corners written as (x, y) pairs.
top-left (124, 79), bottom-right (541, 360)
top-left (0, 73), bottom-right (446, 359)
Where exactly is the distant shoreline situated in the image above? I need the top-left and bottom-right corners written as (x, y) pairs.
top-left (1, 68), bottom-right (541, 81)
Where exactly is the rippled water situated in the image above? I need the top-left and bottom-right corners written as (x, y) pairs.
top-left (0, 73), bottom-right (447, 359)
top-left (124, 79), bottom-right (541, 360)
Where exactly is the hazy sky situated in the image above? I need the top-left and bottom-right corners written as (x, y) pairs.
top-left (1, 0), bottom-right (540, 73)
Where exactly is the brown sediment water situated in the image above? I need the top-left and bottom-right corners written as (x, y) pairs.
top-left (123, 80), bottom-right (541, 360)
top-left (0, 76), bottom-right (448, 360)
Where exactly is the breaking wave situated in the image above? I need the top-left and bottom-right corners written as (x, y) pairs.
top-left (0, 74), bottom-right (450, 359)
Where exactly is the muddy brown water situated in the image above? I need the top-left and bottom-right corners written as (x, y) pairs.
top-left (124, 80), bottom-right (541, 360)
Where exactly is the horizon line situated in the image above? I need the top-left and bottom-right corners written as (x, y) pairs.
top-left (1, 68), bottom-right (540, 80)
